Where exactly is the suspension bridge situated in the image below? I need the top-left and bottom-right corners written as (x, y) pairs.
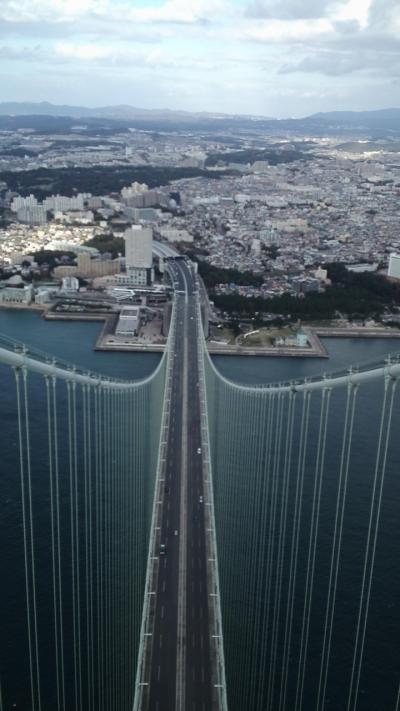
top-left (0, 256), bottom-right (399, 711)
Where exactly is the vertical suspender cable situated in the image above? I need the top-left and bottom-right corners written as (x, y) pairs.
top-left (14, 368), bottom-right (38, 711)
top-left (316, 383), bottom-right (358, 711)
top-left (294, 388), bottom-right (332, 711)
top-left (87, 385), bottom-right (95, 711)
top-left (110, 388), bottom-right (117, 711)
top-left (45, 376), bottom-right (62, 711)
top-left (240, 389), bottom-right (260, 706)
top-left (22, 368), bottom-right (42, 711)
top-left (104, 387), bottom-right (112, 709)
top-left (278, 389), bottom-right (311, 711)
top-left (249, 391), bottom-right (275, 710)
top-left (247, 391), bottom-right (269, 708)
top-left (67, 381), bottom-right (79, 710)
top-left (72, 381), bottom-right (83, 711)
top-left (394, 681), bottom-right (400, 711)
top-left (258, 390), bottom-right (284, 711)
top-left (267, 390), bottom-right (296, 711)
top-left (93, 384), bottom-right (102, 711)
top-left (347, 377), bottom-right (397, 711)
top-left (51, 376), bottom-right (66, 711)
top-left (254, 390), bottom-right (278, 711)
top-left (82, 384), bottom-right (91, 711)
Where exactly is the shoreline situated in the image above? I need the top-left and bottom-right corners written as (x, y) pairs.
top-left (1, 304), bottom-right (400, 357)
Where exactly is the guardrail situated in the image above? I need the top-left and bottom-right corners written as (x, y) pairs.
top-left (196, 287), bottom-right (228, 711)
top-left (132, 297), bottom-right (177, 711)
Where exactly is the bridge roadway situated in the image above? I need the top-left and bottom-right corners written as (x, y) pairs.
top-left (147, 259), bottom-right (213, 711)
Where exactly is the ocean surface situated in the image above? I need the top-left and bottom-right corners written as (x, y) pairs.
top-left (0, 309), bottom-right (399, 710)
top-left (1, 307), bottom-right (400, 383)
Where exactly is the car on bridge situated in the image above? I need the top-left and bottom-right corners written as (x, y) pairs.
top-left (159, 543), bottom-right (166, 555)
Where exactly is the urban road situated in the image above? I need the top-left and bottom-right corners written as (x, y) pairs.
top-left (147, 259), bottom-right (213, 711)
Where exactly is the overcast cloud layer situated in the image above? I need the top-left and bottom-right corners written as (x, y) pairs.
top-left (0, 0), bottom-right (398, 117)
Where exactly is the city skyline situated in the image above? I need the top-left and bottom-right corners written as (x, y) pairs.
top-left (0, 0), bottom-right (399, 118)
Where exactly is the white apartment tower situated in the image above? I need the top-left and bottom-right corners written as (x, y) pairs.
top-left (124, 226), bottom-right (154, 286)
top-left (388, 253), bottom-right (400, 280)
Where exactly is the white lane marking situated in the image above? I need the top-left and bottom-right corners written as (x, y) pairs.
top-left (161, 605), bottom-right (165, 619)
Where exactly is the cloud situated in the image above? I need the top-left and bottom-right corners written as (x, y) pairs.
top-left (0, 0), bottom-right (226, 27)
top-left (122, 0), bottom-right (227, 25)
top-left (280, 52), bottom-right (367, 76)
top-left (333, 0), bottom-right (372, 29)
top-left (280, 45), bottom-right (400, 78)
top-left (53, 41), bottom-right (217, 72)
top-left (367, 0), bottom-right (400, 30)
top-left (0, 0), bottom-right (107, 23)
top-left (244, 0), bottom-right (345, 20)
top-left (243, 18), bottom-right (333, 44)
top-left (0, 0), bottom-right (399, 117)
top-left (55, 42), bottom-right (112, 61)
top-left (0, 44), bottom-right (48, 61)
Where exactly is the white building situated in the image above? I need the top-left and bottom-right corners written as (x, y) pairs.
top-left (115, 306), bottom-right (140, 336)
top-left (388, 253), bottom-right (400, 280)
top-left (10, 194), bottom-right (38, 212)
top-left (35, 287), bottom-right (58, 305)
top-left (43, 194), bottom-right (86, 212)
top-left (0, 285), bottom-right (34, 304)
top-left (121, 182), bottom-right (148, 200)
top-left (61, 276), bottom-right (80, 294)
top-left (124, 226), bottom-right (153, 286)
top-left (17, 205), bottom-right (47, 225)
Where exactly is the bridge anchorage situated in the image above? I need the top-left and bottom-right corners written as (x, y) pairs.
top-left (0, 255), bottom-right (399, 711)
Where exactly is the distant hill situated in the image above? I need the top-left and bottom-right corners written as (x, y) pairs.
top-left (0, 102), bottom-right (399, 136)
top-left (0, 101), bottom-right (272, 123)
top-left (309, 108), bottom-right (400, 130)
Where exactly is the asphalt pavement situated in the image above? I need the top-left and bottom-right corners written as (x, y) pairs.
top-left (147, 260), bottom-right (213, 711)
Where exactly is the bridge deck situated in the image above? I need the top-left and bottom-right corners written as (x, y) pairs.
top-left (143, 260), bottom-right (214, 710)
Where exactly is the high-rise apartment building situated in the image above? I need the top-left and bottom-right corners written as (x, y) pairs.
top-left (17, 205), bottom-right (47, 225)
top-left (11, 194), bottom-right (38, 212)
top-left (388, 253), bottom-right (400, 280)
top-left (124, 226), bottom-right (153, 286)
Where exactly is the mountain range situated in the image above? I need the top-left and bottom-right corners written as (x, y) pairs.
top-left (0, 102), bottom-right (399, 134)
top-left (0, 101), bottom-right (272, 122)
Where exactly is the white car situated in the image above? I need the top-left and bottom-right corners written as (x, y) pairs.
top-left (199, 495), bottom-right (203, 503)
top-left (197, 447), bottom-right (201, 454)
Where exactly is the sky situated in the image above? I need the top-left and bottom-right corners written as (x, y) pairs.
top-left (0, 0), bottom-right (399, 117)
